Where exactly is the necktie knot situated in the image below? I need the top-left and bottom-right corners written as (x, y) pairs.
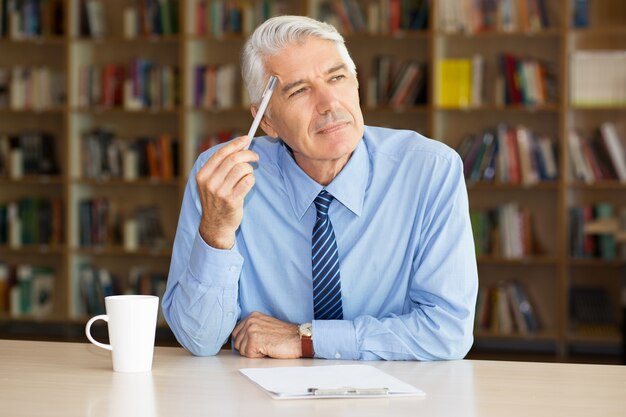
top-left (314, 190), bottom-right (333, 217)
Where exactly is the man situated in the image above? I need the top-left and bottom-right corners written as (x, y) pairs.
top-left (162, 16), bottom-right (478, 361)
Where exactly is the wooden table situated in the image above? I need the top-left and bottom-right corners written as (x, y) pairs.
top-left (0, 339), bottom-right (624, 417)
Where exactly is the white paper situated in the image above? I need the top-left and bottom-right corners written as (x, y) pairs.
top-left (239, 364), bottom-right (425, 400)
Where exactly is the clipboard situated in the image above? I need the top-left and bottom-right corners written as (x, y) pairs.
top-left (239, 364), bottom-right (426, 400)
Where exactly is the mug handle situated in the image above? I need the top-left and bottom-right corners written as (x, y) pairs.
top-left (85, 315), bottom-right (112, 351)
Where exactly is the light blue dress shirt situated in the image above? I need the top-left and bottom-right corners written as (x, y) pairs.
top-left (162, 125), bottom-right (478, 360)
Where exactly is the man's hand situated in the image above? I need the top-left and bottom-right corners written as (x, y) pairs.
top-left (232, 312), bottom-right (302, 359)
top-left (196, 135), bottom-right (259, 249)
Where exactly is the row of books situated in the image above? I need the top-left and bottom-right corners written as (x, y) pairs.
top-left (79, 0), bottom-right (180, 39)
top-left (438, 0), bottom-right (551, 34)
top-left (470, 202), bottom-right (536, 259)
top-left (569, 202), bottom-right (623, 260)
top-left (0, 67), bottom-right (65, 110)
top-left (193, 0), bottom-right (291, 37)
top-left (569, 286), bottom-right (618, 336)
top-left (456, 124), bottom-right (558, 185)
top-left (0, 0), bottom-right (64, 38)
top-left (77, 61), bottom-right (180, 110)
top-left (79, 199), bottom-right (167, 249)
top-left (193, 63), bottom-right (240, 109)
top-left (0, 197), bottom-right (63, 247)
top-left (366, 57), bottom-right (427, 108)
top-left (313, 0), bottom-right (429, 35)
top-left (475, 280), bottom-right (540, 335)
top-left (498, 53), bottom-right (556, 106)
top-left (0, 131), bottom-right (58, 178)
top-left (81, 128), bottom-right (179, 181)
top-left (568, 123), bottom-right (626, 184)
top-left (77, 263), bottom-right (166, 318)
top-left (77, 264), bottom-right (116, 316)
top-left (570, 51), bottom-right (626, 107)
top-left (196, 128), bottom-right (240, 155)
top-left (0, 263), bottom-right (54, 317)
top-left (438, 53), bottom-right (557, 108)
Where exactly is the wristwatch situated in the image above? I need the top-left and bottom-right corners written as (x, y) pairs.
top-left (298, 322), bottom-right (313, 358)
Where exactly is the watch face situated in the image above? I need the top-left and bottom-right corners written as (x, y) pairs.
top-left (299, 323), bottom-right (312, 337)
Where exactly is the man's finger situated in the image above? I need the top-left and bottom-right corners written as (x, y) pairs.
top-left (232, 318), bottom-right (247, 341)
top-left (220, 159), bottom-right (255, 193)
top-left (197, 135), bottom-right (253, 178)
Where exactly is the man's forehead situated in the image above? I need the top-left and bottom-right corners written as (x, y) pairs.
top-left (277, 62), bottom-right (347, 88)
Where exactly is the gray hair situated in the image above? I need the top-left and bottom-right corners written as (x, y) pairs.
top-left (242, 15), bottom-right (357, 105)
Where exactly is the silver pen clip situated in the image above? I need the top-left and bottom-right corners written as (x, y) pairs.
top-left (308, 387), bottom-right (390, 396)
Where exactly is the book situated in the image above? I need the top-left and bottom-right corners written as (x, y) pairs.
top-left (570, 287), bottom-right (616, 332)
top-left (85, 0), bottom-right (106, 38)
top-left (437, 58), bottom-right (472, 108)
top-left (572, 0), bottom-right (589, 28)
top-left (595, 203), bottom-right (616, 260)
top-left (599, 122), bottom-right (626, 182)
top-left (0, 263), bottom-right (8, 312)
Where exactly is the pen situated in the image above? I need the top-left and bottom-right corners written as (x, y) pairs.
top-left (307, 387), bottom-right (390, 396)
top-left (244, 75), bottom-right (278, 150)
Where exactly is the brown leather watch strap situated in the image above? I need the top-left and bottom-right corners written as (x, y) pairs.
top-left (301, 336), bottom-right (313, 358)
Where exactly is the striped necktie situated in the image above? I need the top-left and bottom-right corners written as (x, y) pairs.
top-left (311, 190), bottom-right (343, 320)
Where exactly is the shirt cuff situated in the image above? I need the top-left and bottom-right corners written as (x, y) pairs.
top-left (188, 231), bottom-right (243, 288)
top-left (312, 320), bottom-right (358, 360)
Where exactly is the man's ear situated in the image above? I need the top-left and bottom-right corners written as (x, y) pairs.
top-left (250, 106), bottom-right (278, 138)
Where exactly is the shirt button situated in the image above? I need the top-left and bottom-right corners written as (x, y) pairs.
top-left (334, 352), bottom-right (341, 359)
top-left (226, 312), bottom-right (234, 317)
top-left (229, 266), bottom-right (237, 272)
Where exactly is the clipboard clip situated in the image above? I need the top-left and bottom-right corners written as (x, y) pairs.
top-left (307, 387), bottom-right (390, 396)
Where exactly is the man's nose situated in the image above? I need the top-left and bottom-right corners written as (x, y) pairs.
top-left (314, 85), bottom-right (338, 114)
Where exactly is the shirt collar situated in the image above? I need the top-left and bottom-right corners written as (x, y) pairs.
top-left (278, 138), bottom-right (369, 221)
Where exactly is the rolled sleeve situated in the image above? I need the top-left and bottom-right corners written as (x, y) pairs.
top-left (188, 231), bottom-right (243, 288)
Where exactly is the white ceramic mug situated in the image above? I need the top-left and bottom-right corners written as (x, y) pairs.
top-left (85, 295), bottom-right (159, 373)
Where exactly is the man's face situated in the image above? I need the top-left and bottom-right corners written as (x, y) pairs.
top-left (259, 37), bottom-right (364, 177)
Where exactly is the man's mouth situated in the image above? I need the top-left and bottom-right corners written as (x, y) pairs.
top-left (317, 122), bottom-right (348, 135)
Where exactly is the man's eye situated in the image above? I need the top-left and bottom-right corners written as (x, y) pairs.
top-left (331, 74), bottom-right (346, 82)
top-left (289, 88), bottom-right (306, 98)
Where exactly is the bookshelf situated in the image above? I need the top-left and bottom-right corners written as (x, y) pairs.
top-left (0, 0), bottom-right (625, 360)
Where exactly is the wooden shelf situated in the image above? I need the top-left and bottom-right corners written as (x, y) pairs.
top-left (345, 30), bottom-right (430, 40)
top-left (0, 37), bottom-right (66, 44)
top-left (474, 330), bottom-right (559, 342)
top-left (570, 26), bottom-right (626, 36)
top-left (567, 332), bottom-right (621, 345)
top-left (185, 34), bottom-right (248, 42)
top-left (0, 313), bottom-right (70, 323)
top-left (71, 107), bottom-right (180, 115)
top-left (363, 105), bottom-right (429, 113)
top-left (0, 176), bottom-right (64, 185)
top-left (568, 258), bottom-right (626, 268)
top-left (0, 245), bottom-right (66, 255)
top-left (0, 107), bottom-right (66, 114)
top-left (73, 35), bottom-right (181, 44)
top-left (467, 182), bottom-right (559, 191)
top-left (184, 106), bottom-right (250, 114)
top-left (569, 181), bottom-right (626, 190)
top-left (73, 178), bottom-right (179, 187)
top-left (570, 105), bottom-right (626, 111)
top-left (477, 256), bottom-right (560, 266)
top-left (435, 104), bottom-right (560, 112)
top-left (72, 247), bottom-right (172, 257)
top-left (438, 28), bottom-right (562, 38)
